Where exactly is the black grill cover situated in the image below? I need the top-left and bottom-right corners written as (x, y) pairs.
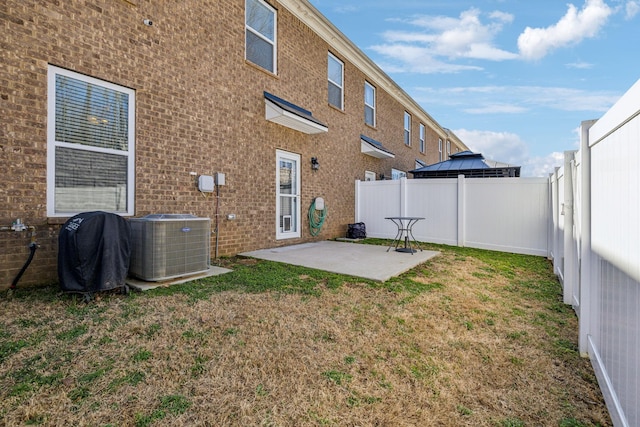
top-left (58, 211), bottom-right (131, 293)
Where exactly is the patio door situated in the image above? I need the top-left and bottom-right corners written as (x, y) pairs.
top-left (276, 150), bottom-right (300, 239)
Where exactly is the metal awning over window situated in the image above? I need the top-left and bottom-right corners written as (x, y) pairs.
top-left (264, 92), bottom-right (328, 134)
top-left (360, 134), bottom-right (395, 159)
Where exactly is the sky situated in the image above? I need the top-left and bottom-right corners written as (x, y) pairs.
top-left (308, 0), bottom-right (640, 176)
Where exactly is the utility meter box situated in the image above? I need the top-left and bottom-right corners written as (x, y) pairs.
top-left (198, 175), bottom-right (215, 193)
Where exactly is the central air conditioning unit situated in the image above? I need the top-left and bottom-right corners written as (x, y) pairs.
top-left (128, 214), bottom-right (211, 281)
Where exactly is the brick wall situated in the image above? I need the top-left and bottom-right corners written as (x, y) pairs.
top-left (0, 0), bottom-right (462, 288)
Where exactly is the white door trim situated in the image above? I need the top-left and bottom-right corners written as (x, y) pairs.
top-left (276, 150), bottom-right (301, 239)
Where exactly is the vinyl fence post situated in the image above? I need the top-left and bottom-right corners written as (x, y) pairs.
top-left (563, 151), bottom-right (575, 305)
top-left (579, 120), bottom-right (597, 356)
top-left (547, 172), bottom-right (554, 260)
top-left (551, 166), bottom-right (561, 277)
top-left (457, 174), bottom-right (465, 247)
top-left (400, 177), bottom-right (407, 217)
top-left (355, 179), bottom-right (361, 223)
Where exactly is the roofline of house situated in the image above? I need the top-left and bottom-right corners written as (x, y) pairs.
top-left (443, 128), bottom-right (466, 148)
top-left (280, 0), bottom-right (462, 145)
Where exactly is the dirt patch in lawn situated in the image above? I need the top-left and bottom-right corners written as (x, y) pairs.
top-left (0, 244), bottom-right (610, 426)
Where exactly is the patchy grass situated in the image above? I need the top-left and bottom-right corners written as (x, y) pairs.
top-left (0, 242), bottom-right (610, 426)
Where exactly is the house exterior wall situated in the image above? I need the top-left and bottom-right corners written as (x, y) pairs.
top-left (0, 0), bottom-right (467, 287)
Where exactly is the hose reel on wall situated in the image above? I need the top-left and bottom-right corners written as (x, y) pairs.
top-left (308, 197), bottom-right (327, 236)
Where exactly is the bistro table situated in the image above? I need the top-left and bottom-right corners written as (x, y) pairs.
top-left (385, 216), bottom-right (425, 254)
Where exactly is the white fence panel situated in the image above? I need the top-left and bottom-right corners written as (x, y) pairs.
top-left (583, 78), bottom-right (640, 427)
top-left (355, 180), bottom-right (401, 238)
top-left (464, 178), bottom-right (549, 256)
top-left (405, 179), bottom-right (458, 246)
top-left (355, 177), bottom-right (549, 256)
top-left (591, 120), bottom-right (640, 284)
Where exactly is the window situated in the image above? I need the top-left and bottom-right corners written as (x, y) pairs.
top-left (446, 140), bottom-right (451, 157)
top-left (47, 66), bottom-right (135, 217)
top-left (438, 138), bottom-right (443, 161)
top-left (404, 112), bottom-right (411, 145)
top-left (419, 123), bottom-right (425, 153)
top-left (364, 81), bottom-right (375, 126)
top-left (391, 168), bottom-right (407, 180)
top-left (245, 0), bottom-right (276, 73)
top-left (328, 53), bottom-right (344, 109)
top-left (276, 150), bottom-right (301, 239)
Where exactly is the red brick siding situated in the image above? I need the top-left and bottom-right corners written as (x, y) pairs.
top-left (0, 0), bottom-right (456, 287)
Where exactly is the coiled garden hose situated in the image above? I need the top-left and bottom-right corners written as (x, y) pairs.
top-left (308, 199), bottom-right (327, 236)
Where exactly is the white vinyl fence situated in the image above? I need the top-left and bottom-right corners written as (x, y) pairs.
top-left (552, 79), bottom-right (640, 427)
top-left (355, 176), bottom-right (550, 256)
top-left (355, 79), bottom-right (640, 427)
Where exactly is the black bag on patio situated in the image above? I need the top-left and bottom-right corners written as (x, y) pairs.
top-left (347, 222), bottom-right (366, 239)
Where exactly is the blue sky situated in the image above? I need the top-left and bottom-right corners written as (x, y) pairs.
top-left (308, 0), bottom-right (640, 176)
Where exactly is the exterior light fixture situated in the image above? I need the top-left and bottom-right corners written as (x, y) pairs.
top-left (311, 157), bottom-right (319, 171)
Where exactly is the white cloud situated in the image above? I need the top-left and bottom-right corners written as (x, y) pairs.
top-left (517, 0), bottom-right (613, 60)
top-left (463, 104), bottom-right (528, 114)
top-left (453, 129), bottom-right (529, 166)
top-left (370, 8), bottom-right (517, 74)
top-left (453, 129), bottom-right (565, 177)
top-left (415, 85), bottom-right (620, 113)
top-left (565, 61), bottom-right (594, 69)
top-left (371, 44), bottom-right (483, 74)
top-left (525, 152), bottom-right (566, 177)
top-left (334, 5), bottom-right (359, 14)
top-left (626, 1), bottom-right (640, 19)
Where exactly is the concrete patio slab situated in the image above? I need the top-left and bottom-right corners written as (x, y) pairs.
top-left (240, 240), bottom-right (439, 282)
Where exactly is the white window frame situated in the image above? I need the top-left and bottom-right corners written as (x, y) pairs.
top-left (47, 65), bottom-right (135, 217)
top-left (364, 81), bottom-right (376, 127)
top-left (328, 52), bottom-right (344, 110)
top-left (438, 138), bottom-right (443, 161)
top-left (276, 150), bottom-right (301, 240)
top-left (419, 123), bottom-right (425, 153)
top-left (404, 112), bottom-right (411, 146)
top-left (446, 140), bottom-right (451, 157)
top-left (245, 0), bottom-right (277, 74)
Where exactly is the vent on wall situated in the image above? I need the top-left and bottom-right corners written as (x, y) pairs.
top-left (129, 214), bottom-right (210, 281)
